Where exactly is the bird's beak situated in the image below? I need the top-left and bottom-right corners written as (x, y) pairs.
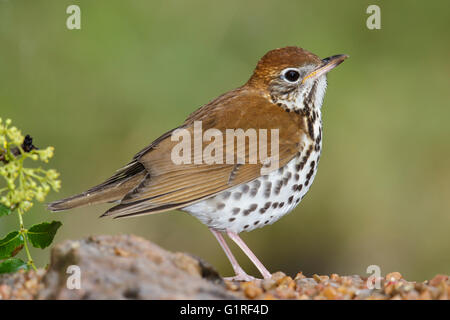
top-left (301, 54), bottom-right (349, 84)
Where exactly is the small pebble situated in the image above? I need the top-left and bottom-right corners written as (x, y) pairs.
top-left (224, 270), bottom-right (450, 300)
top-left (385, 272), bottom-right (402, 282)
top-left (429, 274), bottom-right (448, 286)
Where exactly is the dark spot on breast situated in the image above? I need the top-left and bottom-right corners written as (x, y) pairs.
top-left (244, 225), bottom-right (249, 229)
top-left (279, 202), bottom-right (284, 208)
top-left (316, 134), bottom-right (322, 145)
top-left (272, 202), bottom-right (279, 208)
top-left (288, 196), bottom-right (294, 204)
top-left (254, 221), bottom-right (260, 225)
top-left (243, 204), bottom-right (258, 216)
top-left (250, 180), bottom-right (261, 197)
top-left (315, 144), bottom-right (321, 152)
top-left (315, 127), bottom-right (322, 151)
top-left (232, 208), bottom-right (240, 215)
top-left (297, 145), bottom-right (313, 171)
top-left (233, 192), bottom-right (242, 200)
top-left (264, 182), bottom-right (272, 198)
top-left (307, 118), bottom-right (315, 140)
top-left (302, 103), bottom-right (311, 117)
top-left (241, 185), bottom-right (250, 194)
top-left (222, 191), bottom-right (231, 200)
top-left (259, 208), bottom-right (266, 214)
top-left (283, 171), bottom-right (292, 186)
top-left (217, 203), bottom-right (225, 210)
top-left (295, 173), bottom-right (300, 181)
top-left (229, 217), bottom-right (235, 222)
top-left (274, 180), bottom-right (283, 195)
top-left (305, 165), bottom-right (315, 185)
top-left (264, 202), bottom-right (272, 209)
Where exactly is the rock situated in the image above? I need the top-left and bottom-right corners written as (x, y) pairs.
top-left (1, 234), bottom-right (449, 300)
top-left (37, 234), bottom-right (236, 299)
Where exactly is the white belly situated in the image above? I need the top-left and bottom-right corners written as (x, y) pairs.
top-left (182, 141), bottom-right (321, 233)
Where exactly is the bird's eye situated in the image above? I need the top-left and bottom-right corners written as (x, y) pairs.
top-left (283, 69), bottom-right (301, 82)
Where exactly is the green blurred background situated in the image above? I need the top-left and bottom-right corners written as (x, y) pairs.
top-left (1, 0), bottom-right (449, 281)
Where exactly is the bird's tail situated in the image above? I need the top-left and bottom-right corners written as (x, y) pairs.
top-left (47, 162), bottom-right (147, 212)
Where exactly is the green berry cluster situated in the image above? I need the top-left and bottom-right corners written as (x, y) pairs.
top-left (0, 118), bottom-right (62, 273)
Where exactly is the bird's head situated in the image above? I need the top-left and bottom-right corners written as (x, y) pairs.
top-left (247, 46), bottom-right (348, 113)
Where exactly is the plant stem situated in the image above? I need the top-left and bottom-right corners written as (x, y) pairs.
top-left (17, 208), bottom-right (37, 271)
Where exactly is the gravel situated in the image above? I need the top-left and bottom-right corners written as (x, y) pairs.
top-left (225, 271), bottom-right (450, 300)
top-left (0, 235), bottom-right (448, 300)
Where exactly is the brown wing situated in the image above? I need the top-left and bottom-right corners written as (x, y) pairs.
top-left (104, 87), bottom-right (309, 218)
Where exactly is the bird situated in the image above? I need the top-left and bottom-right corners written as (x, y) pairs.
top-left (48, 46), bottom-right (348, 281)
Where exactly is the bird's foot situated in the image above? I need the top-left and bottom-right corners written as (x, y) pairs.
top-left (224, 273), bottom-right (258, 282)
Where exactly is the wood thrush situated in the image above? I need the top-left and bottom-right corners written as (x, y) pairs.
top-left (48, 46), bottom-right (348, 281)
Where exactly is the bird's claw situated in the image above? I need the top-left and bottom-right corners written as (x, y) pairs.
top-left (224, 273), bottom-right (258, 282)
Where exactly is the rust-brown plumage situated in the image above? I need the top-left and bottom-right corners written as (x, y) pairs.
top-left (49, 47), bottom-right (319, 217)
top-left (48, 46), bottom-right (348, 281)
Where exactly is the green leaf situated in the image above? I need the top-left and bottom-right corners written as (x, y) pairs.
top-left (0, 258), bottom-right (28, 274)
top-left (0, 231), bottom-right (25, 259)
top-left (0, 203), bottom-right (12, 217)
top-left (27, 221), bottom-right (62, 249)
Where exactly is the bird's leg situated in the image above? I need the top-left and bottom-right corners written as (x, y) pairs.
top-left (209, 228), bottom-right (256, 281)
top-left (226, 230), bottom-right (272, 280)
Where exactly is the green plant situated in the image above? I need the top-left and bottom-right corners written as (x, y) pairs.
top-left (0, 118), bottom-right (61, 273)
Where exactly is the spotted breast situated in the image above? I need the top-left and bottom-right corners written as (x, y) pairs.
top-left (182, 112), bottom-right (322, 234)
